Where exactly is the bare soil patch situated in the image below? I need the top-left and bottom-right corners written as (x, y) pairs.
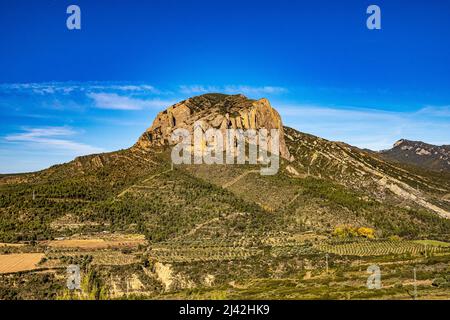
top-left (0, 253), bottom-right (44, 274)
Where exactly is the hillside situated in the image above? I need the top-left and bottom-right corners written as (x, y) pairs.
top-left (1, 94), bottom-right (450, 300)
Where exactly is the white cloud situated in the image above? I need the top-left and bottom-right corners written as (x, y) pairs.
top-left (276, 103), bottom-right (450, 151)
top-left (1, 82), bottom-right (286, 101)
top-left (4, 127), bottom-right (104, 155)
top-left (416, 105), bottom-right (450, 117)
top-left (179, 85), bottom-right (288, 96)
top-left (110, 85), bottom-right (159, 93)
top-left (2, 81), bottom-right (448, 153)
top-left (278, 104), bottom-right (402, 121)
top-left (179, 85), bottom-right (213, 94)
top-left (87, 93), bottom-right (173, 110)
top-left (0, 82), bottom-right (162, 95)
top-left (224, 85), bottom-right (288, 95)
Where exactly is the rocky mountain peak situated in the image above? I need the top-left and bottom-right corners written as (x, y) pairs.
top-left (134, 94), bottom-right (291, 159)
top-left (381, 139), bottom-right (450, 172)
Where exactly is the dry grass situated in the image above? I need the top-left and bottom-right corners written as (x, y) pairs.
top-left (46, 239), bottom-right (111, 249)
top-left (0, 243), bottom-right (25, 247)
top-left (44, 250), bottom-right (138, 267)
top-left (0, 253), bottom-right (44, 274)
top-left (316, 240), bottom-right (449, 257)
top-left (44, 234), bottom-right (147, 250)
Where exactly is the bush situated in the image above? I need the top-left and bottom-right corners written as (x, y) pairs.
top-left (332, 225), bottom-right (375, 239)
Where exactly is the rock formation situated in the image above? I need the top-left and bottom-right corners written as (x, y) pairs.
top-left (380, 139), bottom-right (450, 172)
top-left (134, 93), bottom-right (291, 160)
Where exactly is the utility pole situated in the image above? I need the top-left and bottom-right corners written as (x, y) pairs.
top-left (325, 253), bottom-right (329, 274)
top-left (413, 267), bottom-right (417, 300)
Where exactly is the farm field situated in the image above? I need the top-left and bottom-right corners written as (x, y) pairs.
top-left (152, 251), bottom-right (450, 300)
top-left (414, 240), bottom-right (450, 247)
top-left (44, 234), bottom-right (147, 250)
top-left (316, 240), bottom-right (449, 257)
top-left (0, 243), bottom-right (25, 248)
top-left (0, 253), bottom-right (44, 274)
top-left (150, 245), bottom-right (261, 263)
top-left (1, 234), bottom-right (450, 299)
top-left (43, 250), bottom-right (139, 267)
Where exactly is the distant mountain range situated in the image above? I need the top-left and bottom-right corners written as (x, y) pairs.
top-left (380, 139), bottom-right (450, 172)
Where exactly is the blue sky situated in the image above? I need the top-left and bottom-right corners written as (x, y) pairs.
top-left (1, 0), bottom-right (450, 173)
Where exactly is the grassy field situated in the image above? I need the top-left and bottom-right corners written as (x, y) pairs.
top-left (316, 240), bottom-right (449, 257)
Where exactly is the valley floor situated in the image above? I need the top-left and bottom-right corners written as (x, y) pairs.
top-left (1, 232), bottom-right (449, 300)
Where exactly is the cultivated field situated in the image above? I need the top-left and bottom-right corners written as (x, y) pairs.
top-left (44, 250), bottom-right (138, 266)
top-left (45, 234), bottom-right (147, 250)
top-left (0, 243), bottom-right (25, 248)
top-left (0, 253), bottom-right (44, 274)
top-left (150, 245), bottom-right (260, 263)
top-left (316, 240), bottom-right (448, 257)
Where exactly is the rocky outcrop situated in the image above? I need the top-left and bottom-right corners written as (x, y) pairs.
top-left (134, 93), bottom-right (291, 159)
top-left (380, 139), bottom-right (450, 172)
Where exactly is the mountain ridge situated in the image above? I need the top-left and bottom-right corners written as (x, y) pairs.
top-left (1, 94), bottom-right (449, 242)
top-left (380, 139), bottom-right (450, 172)
top-left (2, 94), bottom-right (450, 300)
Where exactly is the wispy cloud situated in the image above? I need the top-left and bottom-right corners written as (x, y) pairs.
top-left (224, 85), bottom-right (288, 95)
top-left (87, 92), bottom-right (173, 110)
top-left (276, 103), bottom-right (450, 150)
top-left (1, 81), bottom-right (449, 156)
top-left (2, 82), bottom-right (287, 101)
top-left (0, 82), bottom-right (162, 95)
top-left (4, 127), bottom-right (104, 155)
top-left (416, 105), bottom-right (450, 117)
top-left (179, 85), bottom-right (288, 96)
top-left (278, 104), bottom-right (401, 121)
top-left (108, 85), bottom-right (159, 93)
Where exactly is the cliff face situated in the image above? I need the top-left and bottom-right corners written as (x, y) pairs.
top-left (134, 93), bottom-right (291, 160)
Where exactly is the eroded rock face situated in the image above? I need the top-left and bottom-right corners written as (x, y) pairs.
top-left (134, 94), bottom-right (291, 159)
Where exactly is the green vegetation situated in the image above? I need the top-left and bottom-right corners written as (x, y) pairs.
top-left (317, 240), bottom-right (449, 257)
top-left (332, 226), bottom-right (375, 239)
top-left (295, 176), bottom-right (450, 239)
top-left (0, 273), bottom-right (63, 300)
top-left (1, 120), bottom-right (450, 300)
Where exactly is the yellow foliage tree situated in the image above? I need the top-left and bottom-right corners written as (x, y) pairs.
top-left (333, 225), bottom-right (375, 239)
top-left (357, 227), bottom-right (375, 239)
